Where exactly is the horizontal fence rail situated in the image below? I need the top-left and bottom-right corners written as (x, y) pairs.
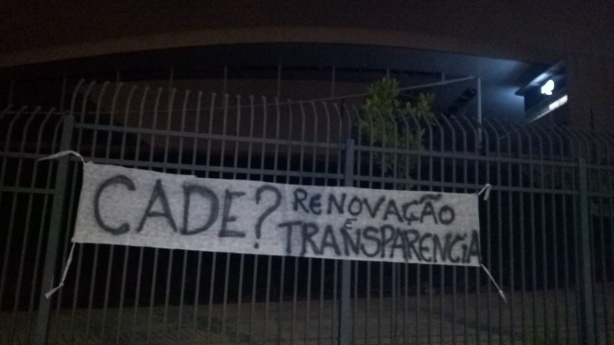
top-left (0, 80), bottom-right (613, 344)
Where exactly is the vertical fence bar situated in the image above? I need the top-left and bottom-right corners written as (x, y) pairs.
top-left (31, 115), bottom-right (74, 345)
top-left (8, 84), bottom-right (613, 345)
top-left (577, 158), bottom-right (596, 345)
top-left (476, 77), bottom-right (483, 150)
top-left (338, 138), bottom-right (354, 345)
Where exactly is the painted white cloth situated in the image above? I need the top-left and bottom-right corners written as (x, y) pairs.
top-left (41, 151), bottom-right (506, 300)
top-left (73, 162), bottom-right (482, 266)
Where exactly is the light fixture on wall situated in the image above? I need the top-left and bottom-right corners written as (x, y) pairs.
top-left (534, 94), bottom-right (568, 121)
top-left (548, 94), bottom-right (568, 111)
top-left (540, 79), bottom-right (555, 95)
top-left (516, 60), bottom-right (566, 122)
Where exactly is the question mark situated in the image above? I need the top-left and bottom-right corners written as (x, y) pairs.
top-left (254, 185), bottom-right (282, 249)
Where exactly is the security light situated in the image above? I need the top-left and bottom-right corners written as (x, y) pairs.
top-left (540, 79), bottom-right (555, 95)
top-left (548, 94), bottom-right (568, 111)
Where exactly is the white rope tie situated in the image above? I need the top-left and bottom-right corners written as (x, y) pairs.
top-left (475, 183), bottom-right (504, 301)
top-left (38, 150), bottom-right (85, 298)
top-left (44, 243), bottom-right (77, 299)
top-left (38, 150), bottom-right (85, 164)
top-left (481, 263), bottom-right (507, 303)
top-left (476, 183), bottom-right (492, 200)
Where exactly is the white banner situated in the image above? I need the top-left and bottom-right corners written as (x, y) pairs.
top-left (73, 163), bottom-right (482, 266)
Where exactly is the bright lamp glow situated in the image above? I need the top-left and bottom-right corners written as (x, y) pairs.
top-left (548, 95), bottom-right (568, 111)
top-left (533, 94), bottom-right (568, 122)
top-left (541, 79), bottom-right (555, 95)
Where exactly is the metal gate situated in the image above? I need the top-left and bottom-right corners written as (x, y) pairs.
top-left (1, 80), bottom-right (613, 344)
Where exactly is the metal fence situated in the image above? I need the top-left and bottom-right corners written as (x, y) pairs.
top-left (0, 80), bottom-right (613, 345)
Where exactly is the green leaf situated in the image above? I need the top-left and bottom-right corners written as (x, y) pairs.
top-left (360, 76), bottom-right (435, 180)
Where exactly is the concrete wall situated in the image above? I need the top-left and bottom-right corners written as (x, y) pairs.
top-left (2, 1), bottom-right (614, 130)
top-left (3, 1), bottom-right (613, 65)
top-left (566, 55), bottom-right (614, 129)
